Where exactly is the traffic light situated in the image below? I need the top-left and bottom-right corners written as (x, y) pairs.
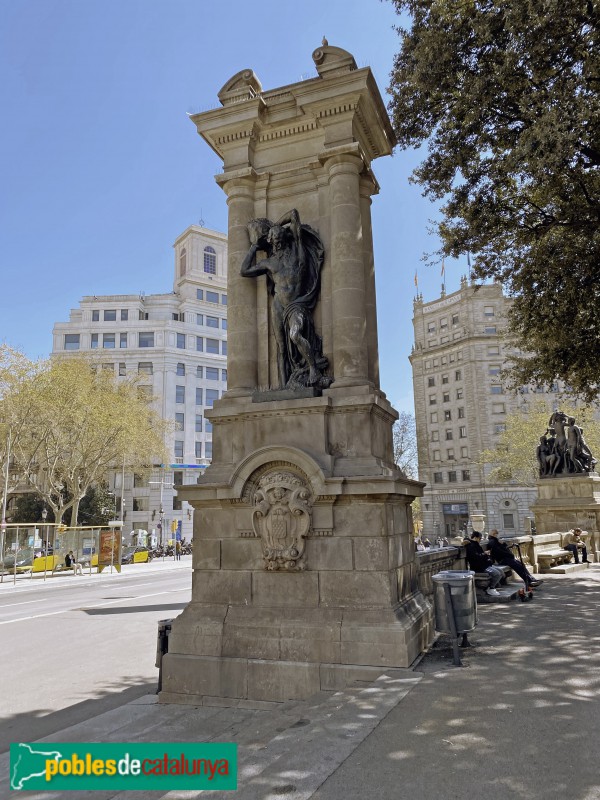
top-left (171, 520), bottom-right (178, 534)
top-left (57, 524), bottom-right (67, 533)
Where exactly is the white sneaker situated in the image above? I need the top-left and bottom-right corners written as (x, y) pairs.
top-left (486, 587), bottom-right (500, 596)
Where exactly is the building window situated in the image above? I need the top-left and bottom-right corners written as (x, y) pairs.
top-left (430, 412), bottom-right (438, 423)
top-left (195, 414), bottom-right (203, 432)
top-left (92, 310), bottom-right (99, 322)
top-left (442, 374), bottom-right (449, 384)
top-left (221, 319), bottom-right (228, 330)
top-left (206, 316), bottom-right (219, 328)
top-left (195, 441), bottom-right (202, 459)
top-left (425, 360), bottom-right (432, 369)
top-left (175, 385), bottom-right (185, 404)
top-left (91, 333), bottom-right (99, 349)
top-left (206, 338), bottom-right (219, 354)
top-left (139, 332), bottom-right (154, 348)
top-left (440, 317), bottom-right (448, 330)
top-left (119, 333), bottom-right (127, 348)
top-left (64, 334), bottom-right (80, 350)
top-left (459, 426), bottom-right (467, 438)
top-left (138, 362), bottom-right (153, 375)
top-left (205, 441), bottom-right (213, 459)
top-left (174, 441), bottom-right (184, 459)
top-left (204, 246), bottom-right (217, 274)
top-left (221, 341), bottom-right (227, 355)
top-left (101, 363), bottom-right (114, 373)
top-left (196, 289), bottom-right (204, 301)
top-left (489, 366), bottom-right (501, 376)
top-left (428, 377), bottom-right (435, 387)
top-left (494, 423), bottom-right (507, 433)
top-left (433, 472), bottom-right (443, 484)
top-left (196, 336), bottom-right (203, 351)
top-left (458, 407), bottom-right (465, 419)
top-left (205, 419), bottom-right (213, 433)
top-left (176, 363), bottom-right (185, 376)
top-left (484, 326), bottom-right (497, 334)
top-left (447, 448), bottom-right (455, 459)
top-left (221, 294), bottom-right (227, 305)
top-left (207, 290), bottom-right (219, 304)
top-left (446, 430), bottom-right (453, 440)
top-left (206, 389), bottom-right (219, 407)
top-left (221, 369), bottom-right (227, 382)
top-left (456, 388), bottom-right (464, 400)
top-left (451, 313), bottom-right (459, 325)
top-left (491, 385), bottom-right (503, 394)
top-left (139, 310), bottom-right (149, 320)
top-left (433, 450), bottom-right (441, 461)
top-left (173, 471), bottom-right (184, 486)
top-left (132, 497), bottom-right (148, 512)
top-left (484, 306), bottom-right (495, 317)
top-left (429, 395), bottom-right (437, 405)
top-left (177, 333), bottom-right (186, 349)
top-left (449, 353), bottom-right (456, 363)
top-left (196, 314), bottom-right (204, 326)
top-left (455, 369), bottom-right (462, 381)
top-left (195, 388), bottom-right (203, 405)
top-left (118, 362), bottom-right (126, 376)
top-left (172, 312), bottom-right (184, 322)
top-left (196, 366), bottom-right (203, 378)
top-left (103, 333), bottom-right (115, 349)
top-left (503, 513), bottom-right (515, 529)
top-left (448, 471), bottom-right (457, 483)
top-left (443, 392), bottom-right (450, 403)
top-left (104, 310), bottom-right (117, 321)
top-left (431, 430), bottom-right (439, 441)
top-left (492, 403), bottom-right (506, 414)
top-left (444, 410), bottom-right (452, 421)
top-left (121, 309), bottom-right (128, 321)
top-left (175, 412), bottom-right (185, 431)
top-left (440, 336), bottom-right (449, 344)
top-left (488, 346), bottom-right (500, 356)
top-left (461, 447), bottom-right (468, 458)
top-left (206, 367), bottom-right (219, 381)
top-left (427, 322), bottom-right (436, 333)
top-left (180, 247), bottom-right (187, 276)
top-left (462, 470), bottom-right (471, 481)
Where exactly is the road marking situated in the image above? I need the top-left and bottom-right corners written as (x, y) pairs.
top-left (0, 589), bottom-right (187, 625)
top-left (0, 598), bottom-right (45, 608)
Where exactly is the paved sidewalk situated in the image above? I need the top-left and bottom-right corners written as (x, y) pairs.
top-left (2, 569), bottom-right (600, 800)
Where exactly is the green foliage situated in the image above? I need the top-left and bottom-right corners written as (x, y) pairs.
top-left (481, 400), bottom-right (600, 484)
top-left (388, 1), bottom-right (600, 400)
top-left (77, 484), bottom-right (116, 526)
top-left (12, 494), bottom-right (54, 524)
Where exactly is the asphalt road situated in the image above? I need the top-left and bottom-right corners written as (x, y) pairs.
top-left (0, 559), bottom-right (191, 753)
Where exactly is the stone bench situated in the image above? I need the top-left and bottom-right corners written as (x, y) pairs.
top-left (472, 565), bottom-right (513, 589)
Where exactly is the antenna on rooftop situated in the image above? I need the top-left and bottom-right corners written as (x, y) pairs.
top-left (198, 209), bottom-right (205, 227)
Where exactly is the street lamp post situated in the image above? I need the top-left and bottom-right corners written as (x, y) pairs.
top-left (149, 475), bottom-right (173, 556)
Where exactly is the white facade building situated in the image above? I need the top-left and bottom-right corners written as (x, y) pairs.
top-left (52, 225), bottom-right (228, 543)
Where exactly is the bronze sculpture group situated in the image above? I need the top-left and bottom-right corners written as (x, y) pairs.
top-left (537, 410), bottom-right (596, 477)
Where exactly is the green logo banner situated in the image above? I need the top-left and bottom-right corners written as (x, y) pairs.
top-left (10, 742), bottom-right (237, 791)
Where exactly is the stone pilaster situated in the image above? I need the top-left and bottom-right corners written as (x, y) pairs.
top-left (324, 153), bottom-right (370, 388)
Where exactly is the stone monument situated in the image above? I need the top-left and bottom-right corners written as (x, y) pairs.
top-left (530, 409), bottom-right (599, 562)
top-left (160, 43), bottom-right (430, 705)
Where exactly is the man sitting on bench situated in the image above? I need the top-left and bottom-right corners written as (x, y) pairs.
top-left (464, 531), bottom-right (505, 596)
top-left (485, 529), bottom-right (542, 591)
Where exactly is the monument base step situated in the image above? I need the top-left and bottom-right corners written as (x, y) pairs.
top-left (476, 583), bottom-right (523, 603)
top-left (541, 562), bottom-right (590, 574)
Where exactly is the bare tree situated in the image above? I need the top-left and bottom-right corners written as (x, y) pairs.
top-left (393, 411), bottom-right (418, 479)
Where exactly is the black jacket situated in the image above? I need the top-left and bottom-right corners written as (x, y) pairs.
top-left (464, 539), bottom-right (493, 572)
top-left (485, 536), bottom-right (514, 564)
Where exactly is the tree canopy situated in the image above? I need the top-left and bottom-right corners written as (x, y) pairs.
top-left (388, 0), bottom-right (600, 401)
top-left (1, 351), bottom-right (169, 525)
top-left (393, 411), bottom-right (418, 478)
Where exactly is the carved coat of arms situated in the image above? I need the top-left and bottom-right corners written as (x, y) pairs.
top-left (252, 471), bottom-right (312, 570)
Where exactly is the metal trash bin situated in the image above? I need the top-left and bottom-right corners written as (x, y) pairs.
top-left (432, 570), bottom-right (477, 634)
top-left (155, 618), bottom-right (173, 693)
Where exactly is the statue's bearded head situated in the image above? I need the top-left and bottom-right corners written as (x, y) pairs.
top-left (267, 225), bottom-right (288, 250)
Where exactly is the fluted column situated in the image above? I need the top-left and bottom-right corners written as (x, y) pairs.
top-left (325, 153), bottom-right (369, 387)
top-left (360, 176), bottom-right (380, 389)
top-left (222, 176), bottom-right (258, 395)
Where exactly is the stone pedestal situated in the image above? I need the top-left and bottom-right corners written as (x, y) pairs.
top-left (159, 44), bottom-right (430, 705)
top-left (530, 474), bottom-right (600, 561)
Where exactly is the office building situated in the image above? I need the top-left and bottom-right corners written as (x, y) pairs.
top-left (52, 225), bottom-right (228, 542)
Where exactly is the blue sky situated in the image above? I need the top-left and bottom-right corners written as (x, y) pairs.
top-left (0, 0), bottom-right (465, 414)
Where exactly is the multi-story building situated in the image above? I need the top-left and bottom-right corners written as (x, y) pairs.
top-left (51, 225), bottom-right (228, 543)
top-left (410, 277), bottom-right (563, 541)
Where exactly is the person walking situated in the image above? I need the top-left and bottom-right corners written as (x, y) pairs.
top-left (485, 529), bottom-right (542, 590)
top-left (175, 540), bottom-right (182, 561)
